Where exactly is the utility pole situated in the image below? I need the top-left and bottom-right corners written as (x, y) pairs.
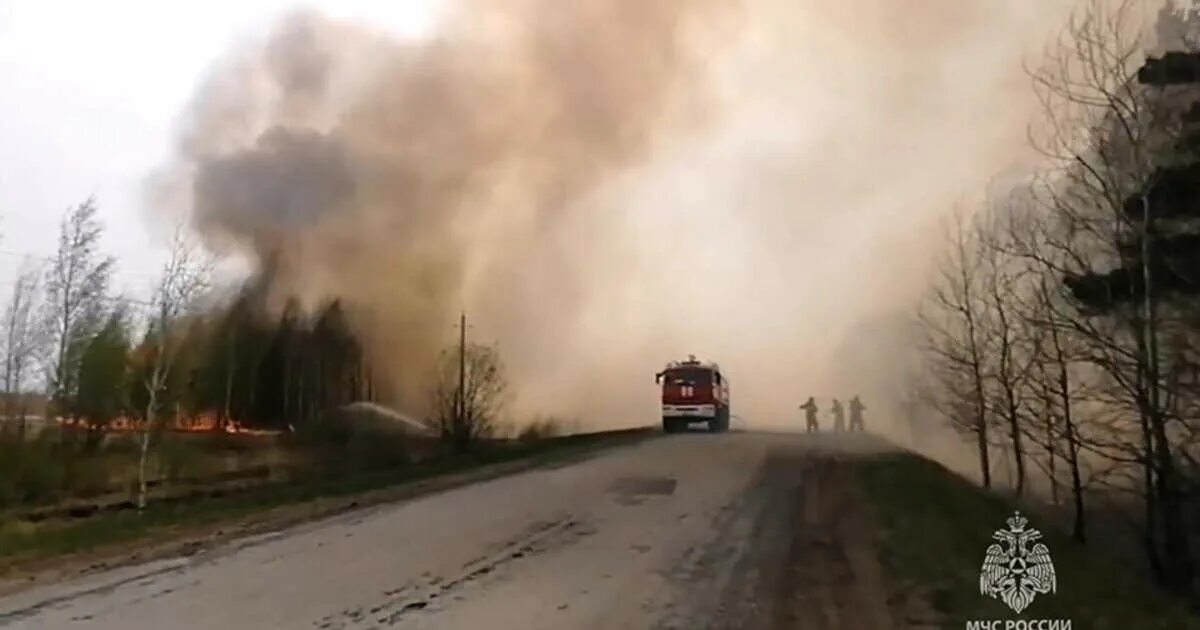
top-left (457, 312), bottom-right (467, 442)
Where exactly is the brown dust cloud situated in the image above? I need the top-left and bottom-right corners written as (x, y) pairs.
top-left (154, 0), bottom-right (1089, 438)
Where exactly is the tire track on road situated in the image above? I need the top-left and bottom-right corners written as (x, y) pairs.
top-left (315, 514), bottom-right (598, 629)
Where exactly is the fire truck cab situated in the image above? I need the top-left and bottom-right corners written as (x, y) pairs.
top-left (654, 355), bottom-right (730, 433)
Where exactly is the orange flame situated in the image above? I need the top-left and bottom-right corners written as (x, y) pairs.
top-left (55, 413), bottom-right (279, 436)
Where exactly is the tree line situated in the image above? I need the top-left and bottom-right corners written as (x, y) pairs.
top-left (915, 0), bottom-right (1200, 603)
top-left (0, 194), bottom-right (519, 514)
top-left (0, 200), bottom-right (393, 507)
top-left (0, 200), bottom-right (377, 437)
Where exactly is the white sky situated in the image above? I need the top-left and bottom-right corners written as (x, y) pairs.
top-left (0, 0), bottom-right (442, 303)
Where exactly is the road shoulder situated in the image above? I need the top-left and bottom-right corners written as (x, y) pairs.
top-left (0, 429), bottom-right (657, 598)
top-left (858, 452), bottom-right (1200, 629)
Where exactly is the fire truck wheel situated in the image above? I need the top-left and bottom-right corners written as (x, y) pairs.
top-left (662, 419), bottom-right (678, 433)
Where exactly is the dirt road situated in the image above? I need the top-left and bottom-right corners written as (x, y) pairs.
top-left (0, 431), bottom-right (899, 629)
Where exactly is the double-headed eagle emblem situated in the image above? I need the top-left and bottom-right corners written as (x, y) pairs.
top-left (979, 511), bottom-right (1057, 613)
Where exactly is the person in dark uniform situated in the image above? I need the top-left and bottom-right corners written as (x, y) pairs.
top-left (800, 397), bottom-right (819, 433)
top-left (831, 398), bottom-right (845, 433)
top-left (849, 395), bottom-right (866, 432)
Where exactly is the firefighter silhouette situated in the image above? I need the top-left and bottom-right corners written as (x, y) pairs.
top-left (831, 398), bottom-right (845, 433)
top-left (849, 395), bottom-right (866, 432)
top-left (800, 397), bottom-right (819, 433)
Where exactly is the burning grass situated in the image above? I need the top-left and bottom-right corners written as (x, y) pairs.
top-left (53, 413), bottom-right (279, 436)
top-left (0, 407), bottom-right (441, 518)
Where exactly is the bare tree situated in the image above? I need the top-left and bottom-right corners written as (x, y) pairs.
top-left (1035, 274), bottom-right (1090, 542)
top-left (136, 226), bottom-right (212, 510)
top-left (429, 341), bottom-right (506, 452)
top-left (988, 181), bottom-right (1094, 541)
top-left (977, 205), bottom-right (1040, 497)
top-left (1025, 0), bottom-right (1195, 593)
top-left (43, 198), bottom-right (114, 419)
top-left (2, 260), bottom-right (46, 435)
top-left (918, 209), bottom-right (993, 488)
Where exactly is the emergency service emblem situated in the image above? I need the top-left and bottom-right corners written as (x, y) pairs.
top-left (979, 511), bottom-right (1057, 613)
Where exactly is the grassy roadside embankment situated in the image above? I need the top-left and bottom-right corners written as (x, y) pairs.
top-left (857, 452), bottom-right (1200, 630)
top-left (0, 427), bottom-right (655, 583)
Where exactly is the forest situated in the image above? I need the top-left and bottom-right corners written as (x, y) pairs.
top-left (914, 0), bottom-right (1200, 603)
top-left (0, 196), bottom-right (521, 519)
top-left (1, 200), bottom-right (375, 432)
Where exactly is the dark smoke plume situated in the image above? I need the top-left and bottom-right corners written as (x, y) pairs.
top-left (165, 1), bottom-right (738, 412)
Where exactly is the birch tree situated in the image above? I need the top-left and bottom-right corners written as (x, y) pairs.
top-left (136, 227), bottom-right (211, 510)
top-left (2, 260), bottom-right (45, 434)
top-left (43, 198), bottom-right (114, 418)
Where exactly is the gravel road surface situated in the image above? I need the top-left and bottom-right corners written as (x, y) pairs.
top-left (0, 431), bottom-right (897, 629)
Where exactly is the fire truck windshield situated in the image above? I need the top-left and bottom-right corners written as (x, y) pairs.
top-left (665, 368), bottom-right (712, 386)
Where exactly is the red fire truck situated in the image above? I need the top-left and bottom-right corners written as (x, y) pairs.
top-left (654, 355), bottom-right (730, 433)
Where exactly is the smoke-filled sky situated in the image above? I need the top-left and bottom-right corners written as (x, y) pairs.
top-left (5, 0), bottom-right (1169, 431)
top-left (0, 0), bottom-right (443, 294)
